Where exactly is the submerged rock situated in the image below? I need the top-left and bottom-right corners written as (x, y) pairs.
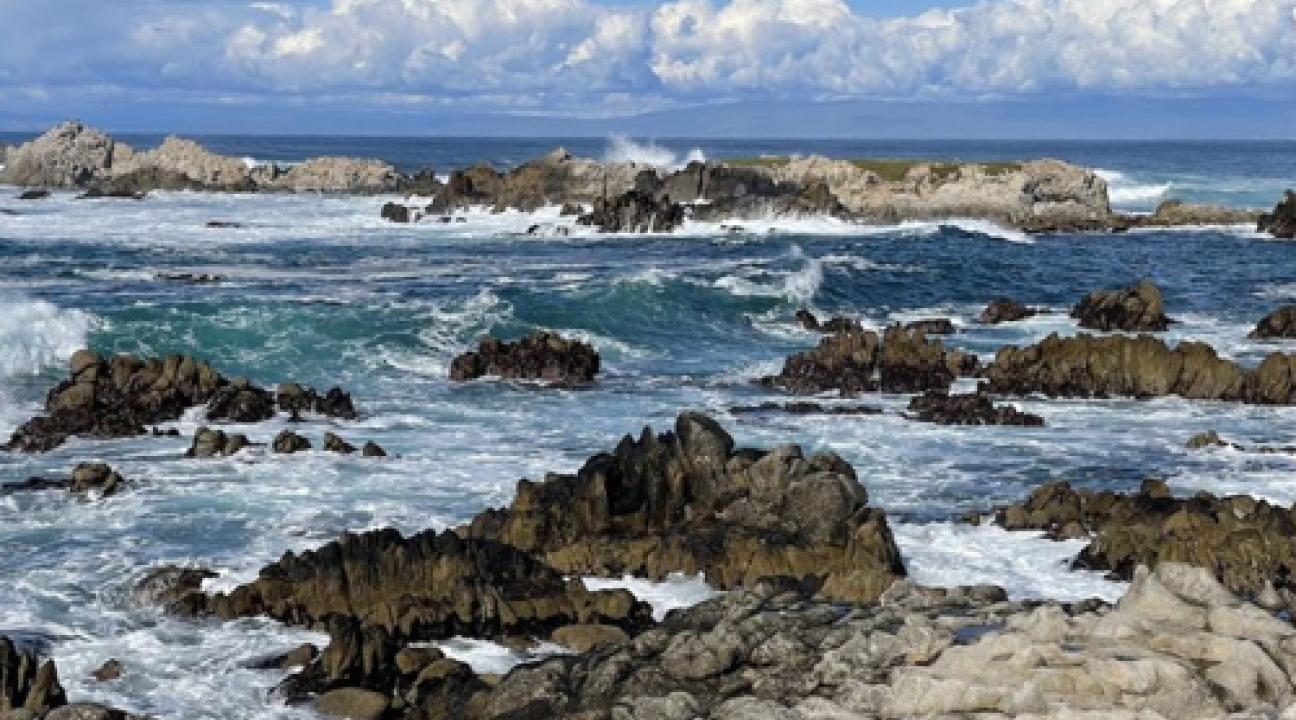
top-left (1, 462), bottom-right (127, 498)
top-left (906, 391), bottom-right (1044, 426)
top-left (1071, 280), bottom-right (1172, 332)
top-left (466, 412), bottom-right (906, 603)
top-left (793, 309), bottom-right (862, 334)
top-left (984, 332), bottom-right (1296, 404)
top-left (449, 332), bottom-right (599, 385)
top-left (978, 297), bottom-right (1040, 324)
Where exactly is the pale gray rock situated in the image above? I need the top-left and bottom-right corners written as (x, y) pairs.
top-left (0, 121), bottom-right (126, 188)
top-left (270, 157), bottom-right (402, 193)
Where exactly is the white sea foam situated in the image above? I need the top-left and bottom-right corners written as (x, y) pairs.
top-left (603, 134), bottom-right (706, 171)
top-left (583, 574), bottom-right (720, 621)
top-left (893, 522), bottom-right (1126, 603)
top-left (1097, 168), bottom-right (1172, 207)
top-left (941, 218), bottom-right (1034, 244)
top-left (713, 247), bottom-right (823, 304)
top-left (0, 294), bottom-right (97, 378)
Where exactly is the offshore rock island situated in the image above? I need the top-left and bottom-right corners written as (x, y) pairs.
top-left (1, 121), bottom-right (1276, 235)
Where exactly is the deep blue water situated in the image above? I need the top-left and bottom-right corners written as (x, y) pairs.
top-left (1, 136), bottom-right (1296, 718)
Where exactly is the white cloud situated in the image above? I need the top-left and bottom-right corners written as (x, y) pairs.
top-left (0, 0), bottom-right (1295, 112)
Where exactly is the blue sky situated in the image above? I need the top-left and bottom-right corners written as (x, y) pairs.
top-left (1, 0), bottom-right (1294, 137)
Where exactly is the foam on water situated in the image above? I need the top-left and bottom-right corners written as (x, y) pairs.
top-left (603, 134), bottom-right (706, 171)
top-left (894, 522), bottom-right (1126, 603)
top-left (0, 294), bottom-right (97, 378)
top-left (1097, 168), bottom-right (1172, 208)
top-left (583, 574), bottom-right (720, 621)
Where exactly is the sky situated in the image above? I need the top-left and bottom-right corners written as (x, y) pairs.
top-left (1, 0), bottom-right (1294, 137)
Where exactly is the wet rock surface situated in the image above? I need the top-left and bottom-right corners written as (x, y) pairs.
top-left (577, 191), bottom-right (685, 233)
top-left (1, 463), bottom-right (127, 497)
top-left (466, 412), bottom-right (906, 603)
top-left (978, 297), bottom-right (1041, 324)
top-left (1071, 280), bottom-right (1172, 332)
top-left (906, 391), bottom-right (1045, 426)
top-left (450, 332), bottom-right (600, 385)
top-left (1, 636), bottom-right (68, 717)
top-left (1251, 305), bottom-right (1296, 339)
top-left (1260, 190), bottom-right (1296, 239)
top-left (761, 325), bottom-right (960, 396)
top-left (997, 479), bottom-right (1296, 601)
top-left (984, 332), bottom-right (1296, 404)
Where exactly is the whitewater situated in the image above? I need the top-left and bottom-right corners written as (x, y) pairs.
top-left (2, 136), bottom-right (1295, 718)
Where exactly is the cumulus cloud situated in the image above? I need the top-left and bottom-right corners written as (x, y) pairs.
top-left (1, 0), bottom-right (1295, 113)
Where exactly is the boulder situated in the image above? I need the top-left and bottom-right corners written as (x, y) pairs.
top-left (1250, 305), bottom-right (1296, 339)
top-left (132, 565), bottom-right (216, 614)
top-left (793, 309), bottom-right (862, 334)
top-left (578, 190), bottom-right (685, 233)
top-left (187, 428), bottom-right (250, 458)
top-left (2, 462), bottom-right (126, 497)
top-left (1071, 280), bottom-right (1172, 332)
top-left (324, 432), bottom-right (357, 454)
top-left (362, 442), bottom-right (388, 458)
top-left (205, 381), bottom-right (276, 423)
top-left (465, 412), bottom-right (906, 603)
top-left (1260, 190), bottom-right (1296, 239)
top-left (272, 430), bottom-right (312, 454)
top-left (450, 332), bottom-right (599, 385)
top-left (978, 298), bottom-right (1040, 324)
top-left (381, 202), bottom-right (412, 224)
top-left (906, 392), bottom-right (1044, 426)
top-left (90, 660), bottom-right (122, 683)
top-left (984, 332), bottom-right (1296, 404)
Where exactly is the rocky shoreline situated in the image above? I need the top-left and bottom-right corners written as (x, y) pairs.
top-left (4, 121), bottom-right (1289, 235)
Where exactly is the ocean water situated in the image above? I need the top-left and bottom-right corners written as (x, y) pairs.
top-left (1, 136), bottom-right (1295, 718)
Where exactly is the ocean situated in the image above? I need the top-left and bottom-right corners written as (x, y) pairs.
top-left (1, 135), bottom-right (1295, 718)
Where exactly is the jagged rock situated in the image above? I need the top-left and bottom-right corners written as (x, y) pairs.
top-left (906, 392), bottom-right (1044, 426)
top-left (276, 383), bottom-right (358, 420)
top-left (877, 325), bottom-right (955, 393)
top-left (204, 381), bottom-right (276, 423)
top-left (793, 309), bottom-right (862, 334)
top-left (186, 428), bottom-right (249, 458)
top-left (984, 332), bottom-right (1296, 404)
top-left (272, 431), bottom-right (312, 454)
top-left (466, 412), bottom-right (906, 603)
top-left (997, 480), bottom-right (1296, 601)
top-left (1186, 430), bottom-right (1233, 449)
top-left (4, 351), bottom-right (231, 452)
top-left (323, 432), bottom-right (357, 454)
top-left (760, 330), bottom-right (881, 395)
top-left (0, 121), bottom-right (121, 188)
top-left (381, 202), bottom-right (412, 223)
top-left (578, 190), bottom-right (685, 233)
top-left (44, 704), bottom-right (130, 720)
top-left (188, 529), bottom-right (654, 647)
top-left (109, 136), bottom-right (255, 191)
top-left (903, 318), bottom-right (956, 335)
top-left (90, 660), bottom-right (122, 683)
top-left (361, 442), bottom-right (387, 458)
top-left (0, 636), bottom-right (68, 715)
top-left (2, 462), bottom-right (126, 497)
top-left (978, 298), bottom-right (1040, 324)
top-left (1071, 280), bottom-right (1172, 332)
top-left (450, 332), bottom-right (599, 385)
top-left (1251, 305), bottom-right (1296, 339)
top-left (1260, 190), bottom-right (1296, 239)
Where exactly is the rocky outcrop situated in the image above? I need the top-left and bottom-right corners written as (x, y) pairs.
top-left (906, 392), bottom-right (1045, 426)
top-left (1260, 190), bottom-right (1296, 239)
top-left (3, 350), bottom-right (359, 453)
top-left (577, 191), bottom-right (684, 233)
top-left (1, 636), bottom-right (68, 716)
top-left (449, 332), bottom-right (599, 385)
top-left (269, 157), bottom-right (401, 194)
top-left (1137, 199), bottom-right (1260, 227)
top-left (793, 309), bottom-right (862, 334)
top-left (276, 384), bottom-right (357, 420)
top-left (997, 479), bottom-right (1296, 602)
top-left (761, 325), bottom-right (960, 396)
top-left (983, 332), bottom-right (1296, 404)
top-left (1071, 280), bottom-right (1172, 332)
top-left (399, 563), bottom-right (1296, 720)
top-left (188, 529), bottom-right (654, 644)
top-left (187, 428), bottom-right (250, 458)
top-left (1251, 305), bottom-right (1296, 339)
top-left (1, 462), bottom-right (126, 497)
top-left (272, 430), bottom-right (312, 454)
top-left (466, 412), bottom-right (906, 603)
top-left (978, 298), bottom-right (1041, 324)
top-left (0, 122), bottom-right (121, 188)
top-left (108, 136), bottom-right (260, 192)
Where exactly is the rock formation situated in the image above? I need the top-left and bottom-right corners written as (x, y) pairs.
top-left (1260, 190), bottom-right (1296, 239)
top-left (984, 332), bottom-right (1296, 404)
top-left (906, 391), bottom-right (1045, 426)
top-left (978, 298), bottom-right (1041, 324)
top-left (1136, 199), bottom-right (1260, 227)
top-left (998, 479), bottom-right (1296, 603)
top-left (1, 462), bottom-right (126, 497)
top-left (466, 412), bottom-right (906, 603)
top-left (1251, 305), bottom-right (1296, 339)
top-left (449, 332), bottom-right (599, 385)
top-left (761, 325), bottom-right (963, 395)
top-left (0, 637), bottom-right (68, 717)
top-left (1071, 280), bottom-right (1172, 332)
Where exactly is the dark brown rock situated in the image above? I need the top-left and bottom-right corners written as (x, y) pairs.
top-left (272, 430), bottom-right (312, 454)
top-left (878, 325), bottom-right (956, 393)
top-left (17, 189), bottom-right (50, 200)
top-left (0, 636), bottom-right (68, 715)
top-left (187, 427), bottom-right (250, 458)
top-left (205, 381), bottom-right (275, 423)
top-left (132, 566), bottom-right (216, 614)
top-left (361, 442), bottom-right (387, 458)
top-left (794, 309), bottom-right (862, 334)
top-left (1250, 306), bottom-right (1296, 339)
top-left (1260, 190), bottom-right (1296, 239)
top-left (381, 202), bottom-right (412, 224)
top-left (2, 462), bottom-right (126, 497)
top-left (1071, 280), bottom-right (1172, 332)
top-left (465, 412), bottom-right (906, 603)
top-left (906, 392), bottom-right (1045, 426)
top-left (761, 330), bottom-right (881, 395)
top-left (904, 318), bottom-right (957, 335)
top-left (578, 190), bottom-right (685, 233)
top-left (324, 432), bottom-right (357, 454)
top-left (450, 332), bottom-right (599, 385)
top-left (89, 660), bottom-right (121, 683)
top-left (978, 298), bottom-right (1039, 324)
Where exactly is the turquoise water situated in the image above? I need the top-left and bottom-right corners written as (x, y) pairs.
top-left (1, 138), bottom-right (1296, 717)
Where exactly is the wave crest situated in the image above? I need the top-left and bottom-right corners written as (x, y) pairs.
top-left (0, 295), bottom-right (97, 378)
top-left (603, 134), bottom-right (706, 171)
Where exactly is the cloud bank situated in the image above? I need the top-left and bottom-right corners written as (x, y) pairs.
top-left (2, 0), bottom-right (1294, 116)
